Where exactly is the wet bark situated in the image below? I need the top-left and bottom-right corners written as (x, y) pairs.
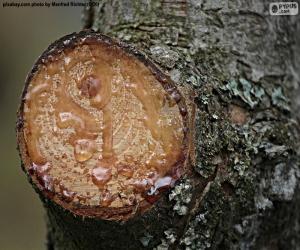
top-left (41, 0), bottom-right (300, 249)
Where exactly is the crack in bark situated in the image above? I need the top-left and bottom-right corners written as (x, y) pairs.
top-left (172, 165), bottom-right (219, 249)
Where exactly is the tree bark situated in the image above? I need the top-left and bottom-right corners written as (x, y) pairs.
top-left (18, 0), bottom-right (300, 249)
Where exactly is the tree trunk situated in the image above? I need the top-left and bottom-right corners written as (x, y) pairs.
top-left (18, 0), bottom-right (300, 249)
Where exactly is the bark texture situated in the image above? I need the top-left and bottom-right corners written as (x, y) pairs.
top-left (25, 0), bottom-right (300, 249)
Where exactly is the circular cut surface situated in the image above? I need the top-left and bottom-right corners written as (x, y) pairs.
top-left (20, 34), bottom-right (187, 218)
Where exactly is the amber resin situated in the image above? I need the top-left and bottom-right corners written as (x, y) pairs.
top-left (18, 31), bottom-right (188, 220)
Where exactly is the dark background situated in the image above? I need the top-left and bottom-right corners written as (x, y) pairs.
top-left (0, 2), bottom-right (82, 249)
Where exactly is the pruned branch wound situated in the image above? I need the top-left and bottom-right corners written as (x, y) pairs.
top-left (17, 30), bottom-right (189, 220)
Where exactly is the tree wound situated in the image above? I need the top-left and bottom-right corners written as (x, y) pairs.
top-left (18, 33), bottom-right (188, 220)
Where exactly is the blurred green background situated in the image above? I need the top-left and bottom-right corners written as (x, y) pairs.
top-left (0, 2), bottom-right (82, 249)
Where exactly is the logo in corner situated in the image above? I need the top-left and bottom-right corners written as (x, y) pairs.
top-left (270, 2), bottom-right (298, 15)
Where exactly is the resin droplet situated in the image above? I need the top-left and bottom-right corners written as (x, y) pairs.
top-left (58, 112), bottom-right (85, 129)
top-left (132, 178), bottom-right (152, 193)
top-left (117, 164), bottom-right (134, 178)
top-left (92, 161), bottom-right (112, 188)
top-left (60, 184), bottom-right (76, 203)
top-left (101, 190), bottom-right (114, 207)
top-left (29, 162), bottom-right (54, 193)
top-left (74, 139), bottom-right (96, 162)
top-left (79, 75), bottom-right (101, 98)
top-left (28, 162), bottom-right (51, 175)
top-left (147, 176), bottom-right (173, 196)
top-left (37, 174), bottom-right (54, 193)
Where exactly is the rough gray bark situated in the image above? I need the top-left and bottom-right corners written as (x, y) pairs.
top-left (30, 1), bottom-right (300, 249)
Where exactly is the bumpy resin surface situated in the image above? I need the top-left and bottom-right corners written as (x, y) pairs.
top-left (21, 36), bottom-right (187, 218)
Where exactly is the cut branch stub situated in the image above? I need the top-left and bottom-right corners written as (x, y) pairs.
top-left (17, 30), bottom-right (189, 220)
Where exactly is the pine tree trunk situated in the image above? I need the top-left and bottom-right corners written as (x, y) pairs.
top-left (18, 1), bottom-right (300, 249)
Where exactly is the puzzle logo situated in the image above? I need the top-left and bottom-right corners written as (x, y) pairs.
top-left (270, 2), bottom-right (298, 15)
